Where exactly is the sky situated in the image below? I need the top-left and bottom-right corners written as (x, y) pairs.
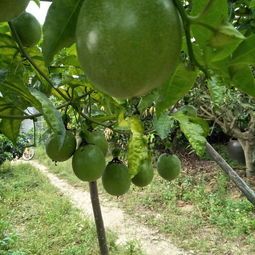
top-left (26, 1), bottom-right (51, 24)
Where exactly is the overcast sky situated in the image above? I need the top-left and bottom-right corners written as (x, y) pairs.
top-left (26, 1), bottom-right (51, 24)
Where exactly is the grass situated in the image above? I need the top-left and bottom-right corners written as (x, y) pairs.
top-left (0, 161), bottom-right (143, 255)
top-left (122, 173), bottom-right (255, 254)
top-left (35, 145), bottom-right (255, 254)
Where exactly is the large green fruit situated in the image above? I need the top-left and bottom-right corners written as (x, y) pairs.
top-left (132, 159), bottom-right (154, 187)
top-left (72, 144), bottom-right (106, 182)
top-left (84, 130), bottom-right (108, 156)
top-left (11, 12), bottom-right (41, 47)
top-left (0, 0), bottom-right (29, 22)
top-left (157, 154), bottom-right (181, 181)
top-left (46, 131), bottom-right (76, 162)
top-left (76, 0), bottom-right (182, 99)
top-left (102, 162), bottom-right (131, 196)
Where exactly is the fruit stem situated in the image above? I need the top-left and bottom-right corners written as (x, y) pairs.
top-left (89, 181), bottom-right (109, 255)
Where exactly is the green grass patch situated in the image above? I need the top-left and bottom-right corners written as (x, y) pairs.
top-left (35, 146), bottom-right (255, 254)
top-left (0, 161), bottom-right (143, 255)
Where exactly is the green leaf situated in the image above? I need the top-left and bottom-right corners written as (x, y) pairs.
top-left (153, 112), bottom-right (175, 139)
top-left (173, 112), bottom-right (208, 156)
top-left (178, 105), bottom-right (197, 116)
top-left (27, 47), bottom-right (49, 76)
top-left (207, 77), bottom-right (227, 107)
top-left (209, 23), bottom-right (245, 62)
top-left (42, 0), bottom-right (84, 65)
top-left (0, 108), bottom-right (23, 143)
top-left (128, 134), bottom-right (148, 178)
top-left (30, 89), bottom-right (66, 136)
top-left (230, 35), bottom-right (255, 65)
top-left (230, 65), bottom-right (255, 97)
top-left (0, 65), bottom-right (41, 110)
top-left (156, 64), bottom-right (198, 114)
top-left (122, 116), bottom-right (149, 178)
top-left (250, 0), bottom-right (255, 8)
top-left (210, 23), bottom-right (245, 48)
top-left (191, 0), bottom-right (228, 47)
top-left (0, 33), bottom-right (18, 61)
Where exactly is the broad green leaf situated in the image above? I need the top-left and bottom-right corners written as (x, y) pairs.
top-left (153, 112), bottom-right (175, 140)
top-left (210, 23), bottom-right (245, 48)
top-left (0, 108), bottom-right (23, 143)
top-left (230, 65), bottom-right (255, 97)
top-left (42, 0), bottom-right (84, 65)
top-left (27, 47), bottom-right (49, 76)
top-left (207, 77), bottom-right (227, 107)
top-left (0, 65), bottom-right (41, 110)
top-left (30, 89), bottom-right (66, 136)
top-left (129, 116), bottom-right (144, 134)
top-left (230, 35), bottom-right (255, 65)
top-left (209, 23), bottom-right (245, 62)
top-left (178, 105), bottom-right (197, 116)
top-left (250, 0), bottom-right (255, 8)
top-left (173, 112), bottom-right (208, 156)
top-left (119, 116), bottom-right (149, 177)
top-left (191, 0), bottom-right (228, 23)
top-left (0, 98), bottom-right (12, 112)
top-left (0, 33), bottom-right (18, 61)
top-left (156, 64), bottom-right (198, 115)
top-left (118, 111), bottom-right (130, 129)
top-left (191, 0), bottom-right (228, 47)
top-left (128, 133), bottom-right (148, 178)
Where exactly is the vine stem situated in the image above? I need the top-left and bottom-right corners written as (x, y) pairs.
top-left (173, 0), bottom-right (210, 78)
top-left (0, 93), bottom-right (89, 120)
top-left (8, 21), bottom-right (69, 102)
top-left (8, 21), bottom-right (117, 129)
top-left (89, 181), bottom-right (109, 255)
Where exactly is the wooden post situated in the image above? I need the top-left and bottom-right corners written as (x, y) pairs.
top-left (89, 181), bottom-right (109, 255)
top-left (206, 142), bottom-right (255, 206)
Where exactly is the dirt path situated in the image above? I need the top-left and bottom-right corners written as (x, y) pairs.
top-left (25, 160), bottom-right (189, 255)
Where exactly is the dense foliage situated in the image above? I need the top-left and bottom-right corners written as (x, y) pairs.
top-left (0, 134), bottom-right (28, 165)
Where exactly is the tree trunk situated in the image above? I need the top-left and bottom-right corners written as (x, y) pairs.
top-left (239, 139), bottom-right (255, 177)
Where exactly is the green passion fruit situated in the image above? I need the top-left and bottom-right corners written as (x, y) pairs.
top-left (72, 144), bottom-right (106, 182)
top-left (83, 130), bottom-right (108, 156)
top-left (0, 0), bottom-right (29, 22)
top-left (132, 159), bottom-right (154, 187)
top-left (157, 154), bottom-right (181, 181)
top-left (76, 0), bottom-right (182, 99)
top-left (11, 12), bottom-right (41, 47)
top-left (46, 131), bottom-right (76, 162)
top-left (102, 162), bottom-right (131, 196)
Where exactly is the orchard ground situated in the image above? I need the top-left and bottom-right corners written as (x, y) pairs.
top-left (30, 145), bottom-right (255, 255)
top-left (0, 162), bottom-right (143, 255)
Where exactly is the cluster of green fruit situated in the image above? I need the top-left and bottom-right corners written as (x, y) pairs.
top-left (0, 0), bottom-right (41, 47)
top-left (46, 130), bottom-right (181, 196)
